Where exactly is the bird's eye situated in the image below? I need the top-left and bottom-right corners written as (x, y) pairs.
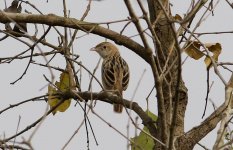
top-left (103, 46), bottom-right (107, 49)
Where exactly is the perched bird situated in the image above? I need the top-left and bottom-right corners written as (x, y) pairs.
top-left (91, 42), bottom-right (130, 113)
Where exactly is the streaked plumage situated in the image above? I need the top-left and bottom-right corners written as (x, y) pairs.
top-left (91, 42), bottom-right (130, 113)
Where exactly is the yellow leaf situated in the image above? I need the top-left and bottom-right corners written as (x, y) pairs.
top-left (56, 72), bottom-right (70, 92)
top-left (47, 72), bottom-right (71, 115)
top-left (185, 41), bottom-right (205, 60)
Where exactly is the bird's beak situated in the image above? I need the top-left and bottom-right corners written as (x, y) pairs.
top-left (90, 47), bottom-right (97, 51)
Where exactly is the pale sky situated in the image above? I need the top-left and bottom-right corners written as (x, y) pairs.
top-left (0, 0), bottom-right (233, 150)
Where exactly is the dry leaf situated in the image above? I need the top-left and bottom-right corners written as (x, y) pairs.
top-left (174, 14), bottom-right (183, 21)
top-left (204, 43), bottom-right (222, 68)
top-left (185, 41), bottom-right (222, 69)
top-left (205, 43), bottom-right (221, 55)
top-left (185, 41), bottom-right (204, 60)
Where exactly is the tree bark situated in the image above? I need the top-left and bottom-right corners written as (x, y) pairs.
top-left (147, 0), bottom-right (188, 149)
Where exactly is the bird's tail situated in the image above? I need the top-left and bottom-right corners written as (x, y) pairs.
top-left (113, 104), bottom-right (123, 113)
top-left (113, 89), bottom-right (123, 113)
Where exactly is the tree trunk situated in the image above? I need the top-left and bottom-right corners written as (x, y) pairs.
top-left (147, 0), bottom-right (188, 149)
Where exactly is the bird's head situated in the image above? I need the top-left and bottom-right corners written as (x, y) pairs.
top-left (90, 42), bottom-right (119, 58)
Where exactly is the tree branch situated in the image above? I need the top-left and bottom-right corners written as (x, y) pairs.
top-left (124, 0), bottom-right (151, 51)
top-left (0, 12), bottom-right (152, 64)
top-left (70, 91), bottom-right (158, 139)
top-left (177, 103), bottom-right (226, 149)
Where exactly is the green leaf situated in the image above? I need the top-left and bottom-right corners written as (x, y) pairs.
top-left (131, 110), bottom-right (157, 150)
top-left (146, 110), bottom-right (157, 122)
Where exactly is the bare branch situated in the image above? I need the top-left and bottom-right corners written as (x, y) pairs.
top-left (0, 12), bottom-right (152, 64)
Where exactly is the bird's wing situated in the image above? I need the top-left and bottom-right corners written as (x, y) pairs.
top-left (102, 55), bottom-right (129, 92)
top-left (102, 56), bottom-right (116, 90)
top-left (119, 57), bottom-right (130, 91)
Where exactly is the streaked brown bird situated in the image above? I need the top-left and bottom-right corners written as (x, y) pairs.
top-left (91, 42), bottom-right (130, 113)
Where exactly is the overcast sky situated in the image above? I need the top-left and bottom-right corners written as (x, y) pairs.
top-left (0, 0), bottom-right (233, 150)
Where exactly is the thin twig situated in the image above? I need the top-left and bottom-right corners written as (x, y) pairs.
top-left (13, 116), bottom-right (21, 147)
top-left (0, 95), bottom-right (47, 115)
top-left (2, 97), bottom-right (68, 142)
top-left (10, 26), bottom-right (52, 84)
top-left (124, 0), bottom-right (151, 51)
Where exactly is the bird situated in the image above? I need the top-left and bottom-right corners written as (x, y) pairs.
top-left (91, 42), bottom-right (130, 113)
